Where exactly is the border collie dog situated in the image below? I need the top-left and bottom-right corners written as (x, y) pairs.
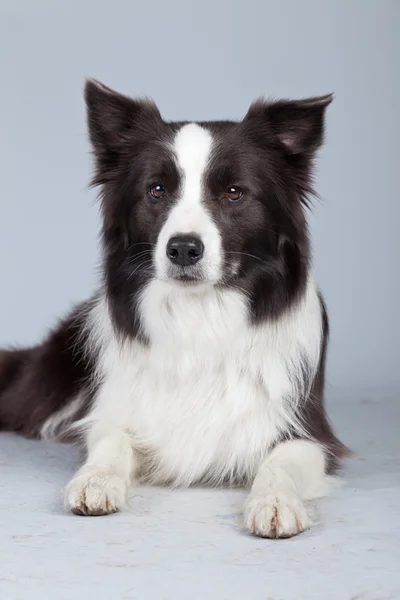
top-left (0, 80), bottom-right (346, 538)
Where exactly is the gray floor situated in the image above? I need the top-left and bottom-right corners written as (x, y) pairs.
top-left (1, 394), bottom-right (399, 600)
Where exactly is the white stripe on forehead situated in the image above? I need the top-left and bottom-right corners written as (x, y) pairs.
top-left (173, 123), bottom-right (213, 202)
top-left (154, 122), bottom-right (223, 283)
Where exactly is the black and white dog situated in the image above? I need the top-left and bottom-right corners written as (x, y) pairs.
top-left (0, 80), bottom-right (347, 538)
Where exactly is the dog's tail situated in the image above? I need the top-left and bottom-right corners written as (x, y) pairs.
top-left (0, 347), bottom-right (36, 434)
top-left (0, 348), bottom-right (38, 433)
top-left (0, 303), bottom-right (96, 439)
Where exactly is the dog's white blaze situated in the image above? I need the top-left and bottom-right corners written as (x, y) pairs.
top-left (154, 123), bottom-right (222, 282)
top-left (174, 122), bottom-right (212, 185)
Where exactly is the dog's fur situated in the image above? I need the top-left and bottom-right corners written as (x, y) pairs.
top-left (0, 80), bottom-right (347, 537)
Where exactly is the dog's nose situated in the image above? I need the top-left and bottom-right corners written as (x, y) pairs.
top-left (166, 235), bottom-right (204, 266)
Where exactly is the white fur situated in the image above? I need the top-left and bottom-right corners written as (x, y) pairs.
top-left (40, 394), bottom-right (83, 442)
top-left (64, 275), bottom-right (328, 529)
top-left (65, 431), bottom-right (136, 515)
top-left (244, 440), bottom-right (330, 538)
top-left (154, 123), bottom-right (223, 283)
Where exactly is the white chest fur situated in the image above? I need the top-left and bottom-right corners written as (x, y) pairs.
top-left (85, 279), bottom-right (323, 487)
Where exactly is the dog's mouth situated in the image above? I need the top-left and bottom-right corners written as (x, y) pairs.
top-left (172, 273), bottom-right (203, 285)
top-left (159, 261), bottom-right (222, 288)
top-left (162, 265), bottom-right (214, 287)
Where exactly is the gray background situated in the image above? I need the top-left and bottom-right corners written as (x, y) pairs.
top-left (1, 2), bottom-right (400, 599)
top-left (0, 1), bottom-right (399, 392)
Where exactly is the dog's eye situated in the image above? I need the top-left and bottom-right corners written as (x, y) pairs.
top-left (224, 186), bottom-right (243, 202)
top-left (149, 184), bottom-right (166, 200)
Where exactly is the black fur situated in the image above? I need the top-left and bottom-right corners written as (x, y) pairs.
top-left (0, 303), bottom-right (95, 438)
top-left (86, 83), bottom-right (332, 338)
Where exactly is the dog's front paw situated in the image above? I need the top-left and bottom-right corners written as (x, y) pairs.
top-left (243, 491), bottom-right (311, 538)
top-left (65, 470), bottom-right (128, 516)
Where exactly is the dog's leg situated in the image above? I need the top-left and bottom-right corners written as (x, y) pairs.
top-left (244, 439), bottom-right (330, 538)
top-left (65, 428), bottom-right (137, 516)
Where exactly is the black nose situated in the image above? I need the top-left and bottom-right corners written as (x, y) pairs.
top-left (166, 235), bottom-right (204, 266)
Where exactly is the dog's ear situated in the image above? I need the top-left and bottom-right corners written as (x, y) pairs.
top-left (84, 79), bottom-right (161, 153)
top-left (245, 94), bottom-right (333, 155)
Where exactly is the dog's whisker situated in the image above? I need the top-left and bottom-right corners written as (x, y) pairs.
top-left (225, 251), bottom-right (262, 261)
top-left (126, 242), bottom-right (156, 251)
top-left (125, 252), bottom-right (154, 267)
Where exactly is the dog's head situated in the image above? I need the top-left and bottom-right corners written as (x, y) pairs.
top-left (85, 80), bottom-right (332, 331)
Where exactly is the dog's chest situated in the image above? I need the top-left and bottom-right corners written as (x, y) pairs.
top-left (128, 336), bottom-right (281, 485)
top-left (99, 285), bottom-right (299, 485)
top-left (93, 282), bottom-right (320, 485)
